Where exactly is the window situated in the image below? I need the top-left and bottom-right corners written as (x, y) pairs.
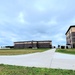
top-left (72, 38), bottom-right (75, 42)
top-left (72, 32), bottom-right (75, 36)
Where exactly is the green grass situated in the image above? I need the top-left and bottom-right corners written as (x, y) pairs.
top-left (56, 48), bottom-right (75, 54)
top-left (0, 64), bottom-right (75, 75)
top-left (0, 48), bottom-right (49, 55)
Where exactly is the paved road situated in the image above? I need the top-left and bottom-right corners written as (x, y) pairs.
top-left (0, 49), bottom-right (75, 70)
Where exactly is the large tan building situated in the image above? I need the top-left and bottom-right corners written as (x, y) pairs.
top-left (65, 25), bottom-right (75, 48)
top-left (14, 40), bottom-right (52, 49)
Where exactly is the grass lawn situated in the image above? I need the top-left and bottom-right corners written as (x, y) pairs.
top-left (0, 48), bottom-right (49, 55)
top-left (56, 48), bottom-right (75, 54)
top-left (0, 64), bottom-right (75, 75)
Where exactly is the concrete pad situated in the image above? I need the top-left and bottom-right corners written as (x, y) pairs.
top-left (0, 49), bottom-right (55, 68)
top-left (51, 52), bottom-right (75, 70)
top-left (0, 49), bottom-right (75, 70)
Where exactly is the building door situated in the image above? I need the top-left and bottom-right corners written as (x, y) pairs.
top-left (73, 44), bottom-right (75, 48)
top-left (32, 42), bottom-right (37, 48)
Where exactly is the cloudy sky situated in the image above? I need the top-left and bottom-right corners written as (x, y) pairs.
top-left (0, 0), bottom-right (75, 46)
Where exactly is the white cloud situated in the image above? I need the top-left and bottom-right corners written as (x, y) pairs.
top-left (17, 12), bottom-right (29, 24)
top-left (34, 0), bottom-right (47, 12)
top-left (69, 18), bottom-right (75, 25)
top-left (47, 18), bottom-right (57, 25)
top-left (39, 17), bottom-right (57, 26)
top-left (53, 33), bottom-right (66, 42)
top-left (34, 0), bottom-right (67, 12)
top-left (18, 12), bottom-right (25, 24)
top-left (0, 31), bottom-right (20, 43)
top-left (0, 13), bottom-right (11, 25)
top-left (34, 4), bottom-right (46, 12)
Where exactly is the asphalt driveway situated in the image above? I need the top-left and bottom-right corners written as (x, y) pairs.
top-left (0, 49), bottom-right (75, 70)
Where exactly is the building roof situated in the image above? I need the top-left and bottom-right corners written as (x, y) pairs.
top-left (65, 25), bottom-right (75, 35)
top-left (14, 40), bottom-right (52, 43)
